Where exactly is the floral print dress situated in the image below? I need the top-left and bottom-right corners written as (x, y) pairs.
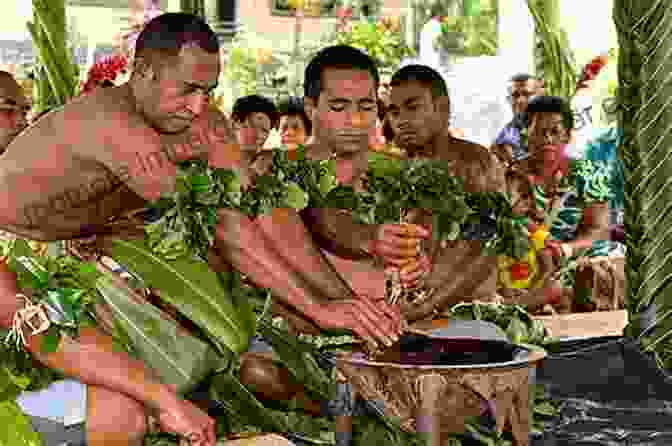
top-left (533, 158), bottom-right (613, 257)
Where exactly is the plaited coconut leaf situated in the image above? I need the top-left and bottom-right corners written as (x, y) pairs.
top-left (614, 0), bottom-right (672, 368)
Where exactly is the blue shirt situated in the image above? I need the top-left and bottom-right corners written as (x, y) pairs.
top-left (494, 118), bottom-right (528, 161)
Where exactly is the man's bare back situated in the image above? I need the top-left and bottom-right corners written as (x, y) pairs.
top-left (0, 85), bottom-right (233, 241)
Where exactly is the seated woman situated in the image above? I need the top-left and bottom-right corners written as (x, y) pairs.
top-left (499, 96), bottom-right (620, 313)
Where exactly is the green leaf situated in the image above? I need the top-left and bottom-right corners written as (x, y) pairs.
top-left (324, 185), bottom-right (359, 210)
top-left (0, 400), bottom-right (43, 446)
top-left (40, 325), bottom-right (61, 355)
top-left (318, 160), bottom-right (338, 196)
top-left (257, 318), bottom-right (335, 401)
top-left (506, 318), bottom-right (529, 344)
top-left (43, 289), bottom-right (81, 326)
top-left (108, 238), bottom-right (252, 354)
top-left (8, 243), bottom-right (49, 290)
top-left (210, 372), bottom-right (289, 434)
top-left (190, 174), bottom-right (211, 193)
top-left (283, 182), bottom-right (309, 210)
top-left (0, 367), bottom-right (26, 402)
top-left (96, 274), bottom-right (225, 395)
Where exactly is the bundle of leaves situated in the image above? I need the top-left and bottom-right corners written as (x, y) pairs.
top-left (324, 153), bottom-right (529, 259)
top-left (145, 154), bottom-right (312, 261)
top-left (3, 239), bottom-right (102, 355)
top-left (0, 239), bottom-right (104, 446)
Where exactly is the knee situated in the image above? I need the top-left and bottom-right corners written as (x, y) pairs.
top-left (87, 386), bottom-right (148, 442)
top-left (239, 353), bottom-right (300, 401)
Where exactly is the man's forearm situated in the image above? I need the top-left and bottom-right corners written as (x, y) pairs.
top-left (301, 208), bottom-right (377, 261)
top-left (23, 326), bottom-right (177, 411)
top-left (214, 210), bottom-right (332, 321)
top-left (256, 210), bottom-right (356, 301)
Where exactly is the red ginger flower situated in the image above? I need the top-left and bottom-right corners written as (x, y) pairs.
top-left (80, 55), bottom-right (128, 94)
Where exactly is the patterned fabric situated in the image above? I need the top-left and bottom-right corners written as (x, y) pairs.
top-left (583, 127), bottom-right (625, 254)
top-left (531, 158), bottom-right (612, 257)
top-left (585, 127), bottom-right (625, 253)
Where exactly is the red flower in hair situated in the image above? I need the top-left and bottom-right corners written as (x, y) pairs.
top-left (336, 6), bottom-right (353, 18)
top-left (577, 54), bottom-right (609, 86)
top-left (80, 55), bottom-right (129, 94)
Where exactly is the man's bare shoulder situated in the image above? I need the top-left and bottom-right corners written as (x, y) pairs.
top-left (250, 150), bottom-right (274, 176)
top-left (442, 137), bottom-right (505, 193)
top-left (303, 143), bottom-right (331, 161)
top-left (449, 137), bottom-right (495, 164)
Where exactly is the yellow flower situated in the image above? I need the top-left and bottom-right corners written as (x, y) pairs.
top-left (287, 0), bottom-right (306, 9)
top-left (497, 248), bottom-right (540, 289)
top-left (530, 225), bottom-right (550, 251)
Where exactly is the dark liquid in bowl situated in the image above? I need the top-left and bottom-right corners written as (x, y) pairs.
top-left (373, 336), bottom-right (525, 366)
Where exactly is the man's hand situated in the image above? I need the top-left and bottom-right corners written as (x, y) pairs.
top-left (156, 396), bottom-right (216, 446)
top-left (397, 254), bottom-right (432, 289)
top-left (369, 223), bottom-right (431, 286)
top-left (542, 240), bottom-right (565, 264)
top-left (310, 295), bottom-right (401, 349)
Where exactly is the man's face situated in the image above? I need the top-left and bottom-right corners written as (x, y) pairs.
top-left (136, 45), bottom-right (220, 134)
top-left (527, 112), bottom-right (570, 159)
top-left (305, 67), bottom-right (377, 155)
top-left (234, 112), bottom-right (272, 150)
top-left (386, 80), bottom-right (445, 151)
top-left (508, 79), bottom-right (543, 115)
top-left (0, 77), bottom-right (29, 152)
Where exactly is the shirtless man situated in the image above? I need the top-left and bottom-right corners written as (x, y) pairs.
top-left (218, 60), bottom-right (505, 414)
top-left (214, 46), bottom-right (404, 350)
top-left (0, 20), bottom-right (397, 445)
top-left (0, 13), bottom-right (227, 446)
top-left (311, 64), bottom-right (506, 322)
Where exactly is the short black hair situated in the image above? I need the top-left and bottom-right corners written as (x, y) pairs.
top-left (509, 73), bottom-right (541, 83)
top-left (304, 45), bottom-right (379, 100)
top-left (232, 95), bottom-right (279, 129)
top-left (525, 95), bottom-right (574, 130)
top-left (277, 96), bottom-right (311, 135)
top-left (134, 13), bottom-right (219, 62)
top-left (390, 64), bottom-right (449, 98)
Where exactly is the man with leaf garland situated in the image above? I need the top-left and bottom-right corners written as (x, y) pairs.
top-left (212, 45), bottom-right (421, 415)
top-left (0, 13), bottom-right (229, 446)
top-left (212, 52), bottom-right (506, 418)
top-left (214, 45), bottom-right (404, 351)
top-left (318, 63), bottom-right (507, 322)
